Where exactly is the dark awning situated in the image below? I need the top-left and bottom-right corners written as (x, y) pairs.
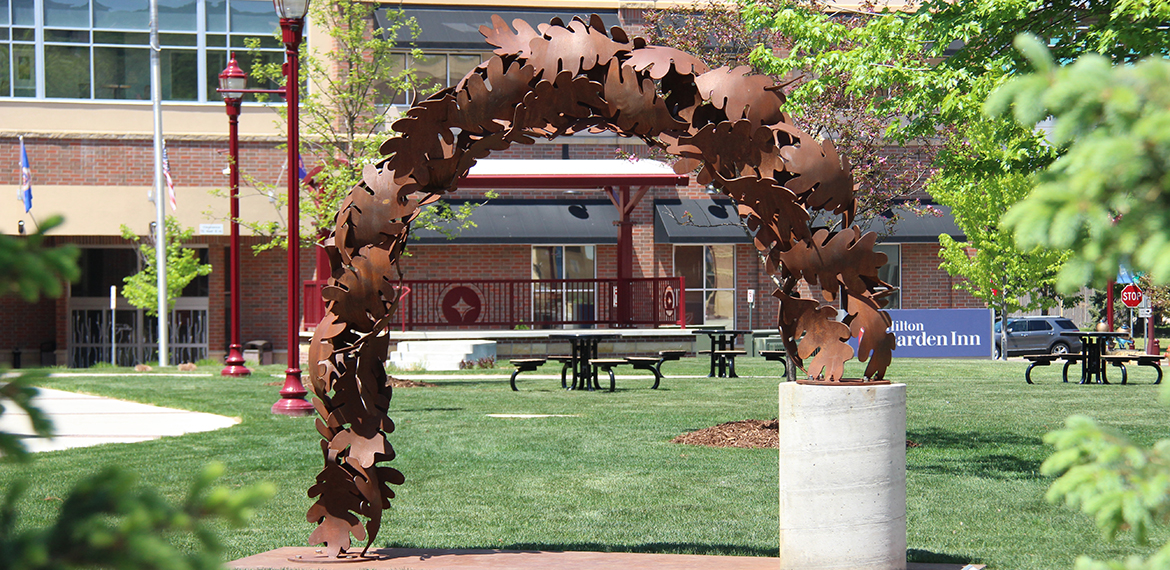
top-left (656, 199), bottom-right (965, 244)
top-left (376, 8), bottom-right (621, 50)
top-left (654, 199), bottom-right (751, 244)
top-left (874, 204), bottom-right (964, 242)
top-left (410, 199), bottom-right (619, 245)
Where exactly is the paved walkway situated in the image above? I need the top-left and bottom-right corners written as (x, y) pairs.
top-left (0, 387), bottom-right (239, 453)
top-left (230, 547), bottom-right (983, 570)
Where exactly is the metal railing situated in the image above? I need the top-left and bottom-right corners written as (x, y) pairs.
top-left (304, 277), bottom-right (686, 329)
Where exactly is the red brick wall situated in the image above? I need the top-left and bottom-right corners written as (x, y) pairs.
top-left (0, 294), bottom-right (58, 365)
top-left (0, 136), bottom-right (287, 187)
top-left (901, 242), bottom-right (983, 310)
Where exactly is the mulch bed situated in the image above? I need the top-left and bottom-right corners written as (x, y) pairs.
top-left (387, 376), bottom-right (437, 388)
top-left (672, 419), bottom-right (921, 449)
top-left (671, 419), bottom-right (779, 449)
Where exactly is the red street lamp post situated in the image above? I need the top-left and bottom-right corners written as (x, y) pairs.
top-left (218, 55), bottom-right (251, 378)
top-left (216, 0), bottom-right (313, 415)
top-left (272, 0), bottom-right (313, 416)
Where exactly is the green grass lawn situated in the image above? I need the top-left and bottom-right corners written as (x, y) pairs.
top-left (2, 356), bottom-right (1168, 568)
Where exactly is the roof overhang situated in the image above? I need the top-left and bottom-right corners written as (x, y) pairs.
top-left (410, 199), bottom-right (620, 245)
top-left (458, 159), bottom-right (690, 189)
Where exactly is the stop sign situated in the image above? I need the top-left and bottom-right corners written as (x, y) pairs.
top-left (1121, 284), bottom-right (1144, 308)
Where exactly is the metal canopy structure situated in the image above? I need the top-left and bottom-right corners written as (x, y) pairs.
top-left (458, 159), bottom-right (689, 325)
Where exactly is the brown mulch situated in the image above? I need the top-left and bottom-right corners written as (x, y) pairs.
top-left (387, 376), bottom-right (436, 388)
top-left (671, 419), bottom-right (779, 449)
top-left (672, 419), bottom-right (921, 449)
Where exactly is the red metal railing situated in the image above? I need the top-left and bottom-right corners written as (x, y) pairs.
top-left (303, 277), bottom-right (686, 330)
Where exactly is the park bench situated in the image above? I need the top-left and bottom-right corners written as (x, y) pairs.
top-left (1100, 355), bottom-right (1131, 384)
top-left (588, 358), bottom-right (629, 392)
top-left (509, 358), bottom-right (547, 391)
top-left (587, 356), bottom-right (677, 392)
top-left (549, 355), bottom-right (574, 388)
top-left (1131, 355), bottom-right (1163, 384)
top-left (657, 349), bottom-right (687, 378)
top-left (1023, 355), bottom-right (1061, 384)
top-left (1057, 354), bottom-right (1086, 382)
top-left (1101, 354), bottom-right (1163, 385)
top-left (759, 349), bottom-right (789, 376)
top-left (713, 349), bottom-right (747, 378)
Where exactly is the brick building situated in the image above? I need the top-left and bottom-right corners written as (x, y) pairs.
top-left (0, 0), bottom-right (980, 368)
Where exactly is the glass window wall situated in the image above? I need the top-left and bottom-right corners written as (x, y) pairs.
top-left (675, 244), bottom-right (735, 327)
top-left (0, 0), bottom-right (281, 99)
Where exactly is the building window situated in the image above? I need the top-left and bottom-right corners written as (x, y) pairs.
top-left (392, 50), bottom-right (490, 105)
top-left (531, 245), bottom-right (596, 325)
top-left (675, 244), bottom-right (734, 327)
top-left (0, 0), bottom-right (281, 100)
top-left (874, 244), bottom-right (900, 310)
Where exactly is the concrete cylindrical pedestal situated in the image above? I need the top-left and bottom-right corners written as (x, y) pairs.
top-left (778, 382), bottom-right (906, 570)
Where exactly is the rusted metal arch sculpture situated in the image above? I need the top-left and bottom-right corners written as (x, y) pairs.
top-left (305, 14), bottom-right (897, 558)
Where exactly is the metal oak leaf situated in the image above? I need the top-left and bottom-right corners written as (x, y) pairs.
top-left (694, 66), bottom-right (786, 127)
top-left (479, 14), bottom-right (541, 59)
top-left (624, 45), bottom-right (710, 80)
top-left (847, 292), bottom-right (896, 380)
top-left (603, 64), bottom-right (687, 136)
top-left (775, 124), bottom-right (854, 216)
top-left (526, 18), bottom-right (626, 80)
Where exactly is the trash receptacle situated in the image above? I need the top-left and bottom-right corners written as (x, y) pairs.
top-left (11, 348), bottom-right (21, 369)
top-left (244, 340), bottom-right (273, 365)
top-left (40, 341), bottom-right (56, 367)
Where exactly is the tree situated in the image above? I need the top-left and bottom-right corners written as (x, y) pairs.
top-left (233, 0), bottom-right (486, 254)
top-left (741, 0), bottom-right (1170, 312)
top-left (989, 35), bottom-right (1170, 293)
top-left (981, 35), bottom-right (1170, 570)
top-left (119, 217), bottom-right (212, 317)
top-left (644, 0), bottom-right (939, 234)
top-left (0, 216), bottom-right (270, 570)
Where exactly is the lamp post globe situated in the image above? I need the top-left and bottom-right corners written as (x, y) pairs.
top-left (218, 56), bottom-right (247, 103)
top-left (272, 0), bottom-right (309, 20)
top-left (219, 54), bottom-right (251, 377)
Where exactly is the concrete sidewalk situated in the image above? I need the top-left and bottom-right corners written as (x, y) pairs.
top-left (0, 387), bottom-right (240, 453)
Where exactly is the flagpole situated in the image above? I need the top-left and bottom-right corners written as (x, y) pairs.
top-left (150, 0), bottom-right (168, 367)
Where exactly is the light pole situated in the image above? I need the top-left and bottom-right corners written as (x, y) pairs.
top-left (215, 0), bottom-right (312, 414)
top-left (271, 0), bottom-right (313, 416)
top-left (218, 55), bottom-right (251, 377)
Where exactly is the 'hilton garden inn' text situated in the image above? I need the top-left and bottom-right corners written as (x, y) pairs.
top-left (889, 320), bottom-right (982, 347)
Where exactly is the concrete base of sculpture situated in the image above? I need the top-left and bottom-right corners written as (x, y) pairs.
top-left (778, 382), bottom-right (907, 570)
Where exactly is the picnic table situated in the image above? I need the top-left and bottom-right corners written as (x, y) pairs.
top-left (549, 331), bottom-right (617, 390)
top-left (693, 329), bottom-right (750, 378)
top-left (1067, 331), bottom-right (1128, 384)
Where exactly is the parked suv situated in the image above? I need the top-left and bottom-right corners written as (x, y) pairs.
top-left (993, 316), bottom-right (1084, 359)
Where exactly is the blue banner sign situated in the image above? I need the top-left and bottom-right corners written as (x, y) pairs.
top-left (880, 308), bottom-right (993, 358)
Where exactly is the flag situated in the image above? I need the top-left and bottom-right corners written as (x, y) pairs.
top-left (162, 140), bottom-right (177, 212)
top-left (1118, 264), bottom-right (1135, 284)
top-left (18, 136), bottom-right (31, 213)
top-left (297, 154), bottom-right (307, 180)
